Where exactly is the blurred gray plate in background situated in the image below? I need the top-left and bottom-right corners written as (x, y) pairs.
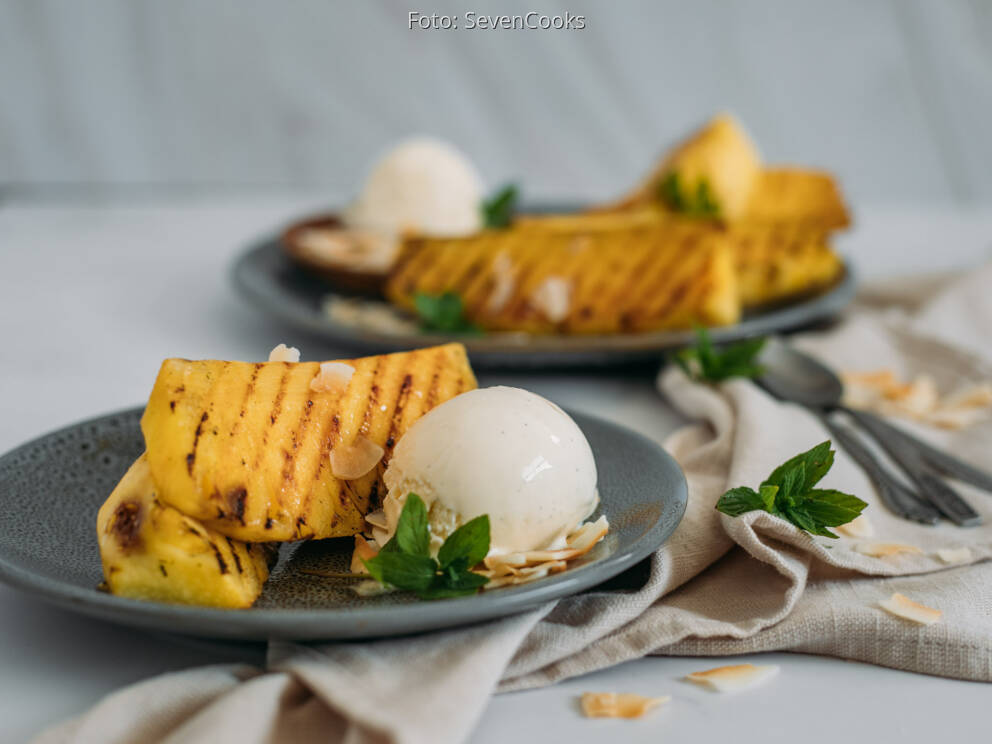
top-left (0, 407), bottom-right (686, 641)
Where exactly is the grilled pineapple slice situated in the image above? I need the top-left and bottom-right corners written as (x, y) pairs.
top-left (743, 168), bottom-right (850, 230)
top-left (598, 115), bottom-right (849, 230)
top-left (730, 222), bottom-right (844, 306)
top-left (142, 343), bottom-right (476, 542)
top-left (387, 216), bottom-right (739, 333)
top-left (97, 456), bottom-right (273, 608)
top-left (601, 114), bottom-right (761, 220)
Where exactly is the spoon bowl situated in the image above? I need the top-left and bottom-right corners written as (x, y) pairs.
top-left (757, 338), bottom-right (844, 409)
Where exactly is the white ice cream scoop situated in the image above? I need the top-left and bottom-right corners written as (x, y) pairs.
top-left (376, 386), bottom-right (599, 556)
top-left (345, 137), bottom-right (484, 237)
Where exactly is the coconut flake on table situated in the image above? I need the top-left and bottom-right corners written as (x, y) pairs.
top-left (841, 369), bottom-right (992, 429)
top-left (879, 593), bottom-right (942, 625)
top-left (580, 692), bottom-right (670, 719)
top-left (854, 542), bottom-right (922, 558)
top-left (935, 546), bottom-right (972, 564)
top-left (836, 513), bottom-right (874, 538)
top-left (685, 664), bottom-right (780, 692)
top-left (268, 343), bottom-right (301, 363)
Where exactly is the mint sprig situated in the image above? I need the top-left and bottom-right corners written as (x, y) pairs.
top-left (659, 171), bottom-right (720, 218)
top-left (363, 493), bottom-right (491, 599)
top-left (481, 183), bottom-right (518, 229)
top-left (716, 441), bottom-right (868, 538)
top-left (414, 292), bottom-right (481, 335)
top-left (674, 327), bottom-right (766, 382)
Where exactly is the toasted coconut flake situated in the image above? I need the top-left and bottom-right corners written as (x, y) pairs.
top-left (580, 692), bottom-right (670, 719)
top-left (568, 515), bottom-right (610, 552)
top-left (268, 343), bottom-right (300, 363)
top-left (836, 514), bottom-right (874, 538)
top-left (879, 592), bottom-right (942, 625)
top-left (330, 435), bottom-right (384, 480)
top-left (935, 547), bottom-right (972, 564)
top-left (530, 276), bottom-right (571, 323)
top-left (842, 369), bottom-right (992, 430)
top-left (364, 509), bottom-right (389, 530)
top-left (310, 361), bottom-right (355, 394)
top-left (685, 664), bottom-right (779, 692)
top-left (350, 534), bottom-right (379, 574)
top-left (353, 579), bottom-right (390, 597)
top-left (486, 252), bottom-right (516, 314)
top-left (854, 542), bottom-right (922, 558)
top-left (482, 561), bottom-right (568, 588)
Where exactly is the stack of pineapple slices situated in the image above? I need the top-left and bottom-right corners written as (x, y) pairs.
top-left (97, 343), bottom-right (477, 608)
top-left (385, 115), bottom-right (849, 333)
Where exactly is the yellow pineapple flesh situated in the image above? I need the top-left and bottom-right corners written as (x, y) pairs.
top-left (97, 456), bottom-right (273, 608)
top-left (387, 215), bottom-right (740, 334)
top-left (141, 343), bottom-right (476, 542)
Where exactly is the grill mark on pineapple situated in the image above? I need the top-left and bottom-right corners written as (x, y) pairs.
top-left (424, 353), bottom-right (443, 409)
top-left (110, 500), bottom-right (143, 552)
top-left (383, 373), bottom-right (414, 460)
top-left (255, 366), bottom-right (291, 472)
top-left (186, 411), bottom-right (209, 476)
top-left (231, 364), bottom-right (262, 432)
top-left (210, 541), bottom-right (229, 575)
top-left (226, 538), bottom-right (244, 574)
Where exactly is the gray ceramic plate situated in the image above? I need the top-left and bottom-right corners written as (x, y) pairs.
top-left (0, 407), bottom-right (686, 641)
top-left (231, 234), bottom-right (856, 369)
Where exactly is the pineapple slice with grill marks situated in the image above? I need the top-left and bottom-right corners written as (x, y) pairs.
top-left (97, 455), bottom-right (274, 608)
top-left (729, 221), bottom-right (844, 307)
top-left (387, 215), bottom-right (739, 334)
top-left (141, 343), bottom-right (476, 542)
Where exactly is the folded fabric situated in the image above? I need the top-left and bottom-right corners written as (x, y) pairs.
top-left (36, 265), bottom-right (992, 744)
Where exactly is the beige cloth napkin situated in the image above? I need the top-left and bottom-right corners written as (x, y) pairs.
top-left (37, 266), bottom-right (992, 744)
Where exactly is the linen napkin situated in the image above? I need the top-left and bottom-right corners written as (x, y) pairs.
top-left (36, 265), bottom-right (992, 744)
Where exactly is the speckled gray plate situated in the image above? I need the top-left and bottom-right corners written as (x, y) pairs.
top-left (231, 233), bottom-right (856, 369)
top-left (0, 406), bottom-right (686, 641)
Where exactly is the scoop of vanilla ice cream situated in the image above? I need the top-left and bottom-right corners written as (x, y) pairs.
top-left (345, 137), bottom-right (484, 237)
top-left (377, 386), bottom-right (599, 556)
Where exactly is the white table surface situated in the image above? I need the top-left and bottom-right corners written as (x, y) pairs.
top-left (1, 197), bottom-right (990, 743)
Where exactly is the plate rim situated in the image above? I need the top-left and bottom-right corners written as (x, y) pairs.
top-left (0, 406), bottom-right (687, 641)
top-left (231, 234), bottom-right (857, 366)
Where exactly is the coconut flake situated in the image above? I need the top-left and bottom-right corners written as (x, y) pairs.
top-left (329, 435), bottom-right (384, 480)
top-left (836, 514), bottom-right (874, 538)
top-left (854, 542), bottom-right (922, 558)
top-left (935, 547), bottom-right (972, 564)
top-left (879, 592), bottom-right (942, 625)
top-left (685, 664), bottom-right (779, 692)
top-left (310, 361), bottom-right (355, 394)
top-left (580, 692), bottom-right (670, 719)
top-left (268, 343), bottom-right (300, 363)
top-left (530, 276), bottom-right (571, 323)
top-left (350, 534), bottom-right (379, 574)
top-left (486, 252), bottom-right (516, 314)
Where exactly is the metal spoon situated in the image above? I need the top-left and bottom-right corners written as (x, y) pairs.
top-left (757, 338), bottom-right (983, 527)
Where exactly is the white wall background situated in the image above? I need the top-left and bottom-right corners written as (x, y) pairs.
top-left (1, 0), bottom-right (990, 205)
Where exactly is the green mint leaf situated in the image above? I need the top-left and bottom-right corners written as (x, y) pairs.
top-left (715, 486), bottom-right (765, 517)
top-left (416, 570), bottom-right (490, 600)
top-left (783, 506), bottom-right (839, 538)
top-left (363, 551), bottom-right (437, 592)
top-left (716, 441), bottom-right (867, 539)
top-left (393, 493), bottom-right (430, 557)
top-left (758, 484), bottom-right (779, 512)
top-left (658, 171), bottom-right (722, 218)
top-left (763, 441), bottom-right (833, 493)
top-left (437, 514), bottom-right (491, 570)
top-left (414, 292), bottom-right (481, 335)
top-left (673, 327), bottom-right (766, 383)
top-left (802, 489), bottom-right (868, 527)
top-left (481, 183), bottom-right (518, 229)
